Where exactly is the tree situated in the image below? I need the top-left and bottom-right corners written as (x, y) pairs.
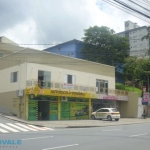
top-left (124, 57), bottom-right (150, 91)
top-left (123, 56), bottom-right (138, 91)
top-left (81, 26), bottom-right (129, 66)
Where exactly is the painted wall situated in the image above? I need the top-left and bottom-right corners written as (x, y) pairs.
top-left (27, 63), bottom-right (115, 89)
top-left (120, 92), bottom-right (138, 118)
top-left (44, 40), bottom-right (84, 59)
top-left (0, 63), bottom-right (27, 93)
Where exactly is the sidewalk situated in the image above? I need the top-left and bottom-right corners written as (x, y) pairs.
top-left (1, 113), bottom-right (150, 128)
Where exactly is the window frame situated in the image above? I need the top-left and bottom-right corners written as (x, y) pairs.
top-left (10, 71), bottom-right (18, 83)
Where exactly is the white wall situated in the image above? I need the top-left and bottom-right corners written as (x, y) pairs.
top-left (27, 63), bottom-right (115, 89)
top-left (137, 97), bottom-right (143, 118)
top-left (0, 63), bottom-right (27, 93)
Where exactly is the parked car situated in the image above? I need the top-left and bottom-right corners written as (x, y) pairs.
top-left (91, 108), bottom-right (120, 121)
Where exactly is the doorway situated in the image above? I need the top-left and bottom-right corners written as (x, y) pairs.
top-left (38, 101), bottom-right (50, 120)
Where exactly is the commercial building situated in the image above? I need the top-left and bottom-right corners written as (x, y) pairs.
top-left (117, 20), bottom-right (149, 58)
top-left (0, 47), bottom-right (137, 120)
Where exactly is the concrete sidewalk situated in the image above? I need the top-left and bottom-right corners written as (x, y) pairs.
top-left (1, 113), bottom-right (150, 128)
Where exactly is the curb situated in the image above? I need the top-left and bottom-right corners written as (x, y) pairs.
top-left (0, 114), bottom-right (44, 127)
top-left (1, 114), bottom-right (150, 128)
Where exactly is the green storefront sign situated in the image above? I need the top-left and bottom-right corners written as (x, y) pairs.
top-left (50, 102), bottom-right (58, 120)
top-left (28, 101), bottom-right (38, 120)
top-left (60, 97), bottom-right (89, 120)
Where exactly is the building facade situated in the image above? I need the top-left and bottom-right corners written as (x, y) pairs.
top-left (0, 48), bottom-right (135, 121)
top-left (44, 39), bottom-right (84, 59)
top-left (117, 21), bottom-right (149, 58)
top-left (0, 36), bottom-right (24, 58)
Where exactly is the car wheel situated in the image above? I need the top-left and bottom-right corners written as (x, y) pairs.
top-left (115, 119), bottom-right (119, 121)
top-left (91, 115), bottom-right (95, 120)
top-left (107, 115), bottom-right (112, 121)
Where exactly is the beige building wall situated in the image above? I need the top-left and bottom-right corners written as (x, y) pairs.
top-left (120, 92), bottom-right (138, 118)
top-left (27, 63), bottom-right (115, 89)
top-left (0, 63), bottom-right (27, 93)
top-left (0, 91), bottom-right (26, 119)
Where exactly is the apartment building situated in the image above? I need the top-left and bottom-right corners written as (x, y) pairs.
top-left (117, 21), bottom-right (149, 57)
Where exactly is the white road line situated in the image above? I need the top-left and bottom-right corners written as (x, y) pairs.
top-left (7, 123), bottom-right (29, 132)
top-left (15, 123), bottom-right (38, 131)
top-left (102, 129), bottom-right (121, 131)
top-left (42, 127), bottom-right (54, 130)
top-left (129, 133), bottom-right (148, 137)
top-left (42, 144), bottom-right (79, 150)
top-left (21, 136), bottom-right (53, 140)
top-left (0, 128), bottom-right (9, 133)
top-left (0, 123), bottom-right (19, 132)
top-left (28, 125), bottom-right (48, 130)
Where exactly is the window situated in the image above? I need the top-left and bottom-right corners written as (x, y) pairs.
top-left (96, 79), bottom-right (108, 94)
top-left (11, 72), bottom-right (18, 83)
top-left (65, 74), bottom-right (76, 84)
top-left (111, 108), bottom-right (118, 112)
top-left (0, 53), bottom-right (3, 57)
top-left (104, 109), bottom-right (109, 112)
top-left (38, 70), bottom-right (51, 88)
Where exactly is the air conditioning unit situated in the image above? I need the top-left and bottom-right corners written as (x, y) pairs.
top-left (61, 96), bottom-right (68, 102)
top-left (16, 90), bottom-right (24, 97)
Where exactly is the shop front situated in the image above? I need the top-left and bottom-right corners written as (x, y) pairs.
top-left (26, 86), bottom-right (91, 121)
top-left (91, 94), bottom-right (118, 112)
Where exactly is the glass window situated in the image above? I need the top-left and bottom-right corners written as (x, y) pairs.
top-left (104, 109), bottom-right (110, 112)
top-left (111, 108), bottom-right (118, 112)
top-left (67, 75), bottom-right (72, 84)
top-left (96, 79), bottom-right (108, 94)
top-left (11, 72), bottom-right (18, 83)
top-left (0, 53), bottom-right (3, 57)
top-left (38, 70), bottom-right (51, 88)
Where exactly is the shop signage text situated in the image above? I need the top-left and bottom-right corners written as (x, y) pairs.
top-left (51, 90), bottom-right (86, 96)
top-left (98, 94), bottom-right (128, 101)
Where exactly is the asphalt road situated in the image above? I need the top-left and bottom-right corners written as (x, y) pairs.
top-left (0, 116), bottom-right (150, 150)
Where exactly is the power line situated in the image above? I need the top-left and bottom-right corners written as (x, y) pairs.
top-left (102, 0), bottom-right (150, 24)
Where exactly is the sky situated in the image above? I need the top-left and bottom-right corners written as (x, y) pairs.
top-left (0, 0), bottom-right (149, 50)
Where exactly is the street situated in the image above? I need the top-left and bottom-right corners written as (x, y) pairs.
top-left (0, 117), bottom-right (150, 150)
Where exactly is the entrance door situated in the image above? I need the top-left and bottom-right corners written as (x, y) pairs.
top-left (38, 101), bottom-right (50, 120)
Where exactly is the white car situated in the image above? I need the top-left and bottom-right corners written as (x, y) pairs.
top-left (91, 108), bottom-right (120, 121)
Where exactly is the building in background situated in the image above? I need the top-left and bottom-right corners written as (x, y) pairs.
top-left (117, 20), bottom-right (149, 58)
top-left (44, 39), bottom-right (84, 59)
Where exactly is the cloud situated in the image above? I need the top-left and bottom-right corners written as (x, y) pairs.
top-left (0, 0), bottom-right (149, 49)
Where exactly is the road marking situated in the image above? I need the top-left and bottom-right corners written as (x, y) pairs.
top-left (42, 127), bottom-right (54, 130)
top-left (42, 144), bottom-right (79, 150)
top-left (0, 123), bottom-right (19, 132)
top-left (21, 136), bottom-right (53, 140)
top-left (102, 129), bottom-right (121, 131)
top-left (129, 133), bottom-right (148, 137)
top-left (28, 125), bottom-right (47, 130)
top-left (15, 123), bottom-right (38, 131)
top-left (7, 123), bottom-right (29, 131)
top-left (0, 128), bottom-right (9, 133)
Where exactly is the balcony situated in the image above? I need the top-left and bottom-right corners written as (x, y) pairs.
top-left (26, 79), bottom-right (96, 93)
top-left (26, 80), bottom-right (128, 96)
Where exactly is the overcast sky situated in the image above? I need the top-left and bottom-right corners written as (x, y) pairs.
top-left (0, 0), bottom-right (149, 50)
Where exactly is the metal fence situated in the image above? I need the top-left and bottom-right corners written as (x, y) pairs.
top-left (26, 79), bottom-right (128, 96)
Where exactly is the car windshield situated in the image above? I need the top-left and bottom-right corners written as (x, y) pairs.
top-left (111, 108), bottom-right (118, 112)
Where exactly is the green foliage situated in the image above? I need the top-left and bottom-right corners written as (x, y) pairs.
top-left (81, 26), bottom-right (129, 66)
top-left (124, 56), bottom-right (150, 87)
top-left (116, 83), bottom-right (142, 96)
